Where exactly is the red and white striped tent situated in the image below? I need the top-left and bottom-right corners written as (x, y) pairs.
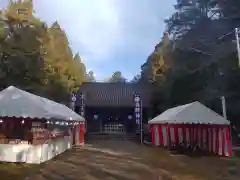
top-left (149, 101), bottom-right (232, 156)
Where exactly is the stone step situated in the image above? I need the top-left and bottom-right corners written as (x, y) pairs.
top-left (87, 133), bottom-right (138, 140)
top-left (88, 135), bottom-right (137, 138)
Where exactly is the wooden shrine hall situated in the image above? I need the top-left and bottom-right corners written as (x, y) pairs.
top-left (74, 82), bottom-right (152, 135)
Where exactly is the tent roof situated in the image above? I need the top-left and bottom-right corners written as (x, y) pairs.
top-left (148, 101), bottom-right (229, 125)
top-left (0, 86), bottom-right (84, 121)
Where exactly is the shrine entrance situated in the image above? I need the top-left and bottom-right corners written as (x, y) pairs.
top-left (103, 123), bottom-right (125, 134)
top-left (74, 82), bottom-right (152, 139)
top-left (83, 106), bottom-right (136, 134)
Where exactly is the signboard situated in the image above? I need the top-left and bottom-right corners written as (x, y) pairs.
top-left (31, 122), bottom-right (45, 133)
top-left (32, 122), bottom-right (43, 127)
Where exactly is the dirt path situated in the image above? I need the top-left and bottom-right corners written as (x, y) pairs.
top-left (18, 140), bottom-right (240, 180)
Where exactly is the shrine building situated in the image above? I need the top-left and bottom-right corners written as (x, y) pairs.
top-left (74, 82), bottom-right (152, 135)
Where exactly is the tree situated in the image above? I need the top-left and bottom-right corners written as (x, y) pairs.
top-left (0, 0), bottom-right (45, 89)
top-left (130, 74), bottom-right (141, 83)
top-left (107, 71), bottom-right (126, 83)
top-left (73, 53), bottom-right (86, 84)
top-left (86, 71), bottom-right (96, 82)
top-left (165, 0), bottom-right (218, 39)
top-left (217, 0), bottom-right (240, 19)
top-left (141, 32), bottom-right (171, 83)
top-left (139, 1), bottom-right (222, 114)
top-left (140, 0), bottom-right (240, 123)
top-left (0, 0), bottom-right (87, 102)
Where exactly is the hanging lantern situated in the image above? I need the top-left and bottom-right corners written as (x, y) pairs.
top-left (71, 93), bottom-right (76, 102)
top-left (21, 120), bottom-right (24, 124)
top-left (93, 114), bottom-right (98, 120)
top-left (71, 93), bottom-right (76, 111)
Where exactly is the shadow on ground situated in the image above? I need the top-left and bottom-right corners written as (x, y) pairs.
top-left (2, 140), bottom-right (240, 180)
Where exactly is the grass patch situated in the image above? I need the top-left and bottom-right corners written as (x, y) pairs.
top-left (0, 163), bottom-right (40, 180)
top-left (234, 150), bottom-right (240, 158)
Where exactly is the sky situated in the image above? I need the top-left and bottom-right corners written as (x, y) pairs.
top-left (0, 0), bottom-right (176, 81)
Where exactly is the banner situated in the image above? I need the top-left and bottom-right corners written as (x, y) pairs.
top-left (134, 94), bottom-right (142, 133)
top-left (80, 92), bottom-right (85, 117)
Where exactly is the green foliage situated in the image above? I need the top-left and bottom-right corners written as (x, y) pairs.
top-left (141, 32), bottom-right (171, 83)
top-left (218, 0), bottom-right (240, 19)
top-left (107, 71), bottom-right (126, 83)
top-left (0, 1), bottom-right (86, 102)
top-left (165, 0), bottom-right (218, 39)
top-left (130, 74), bottom-right (141, 83)
top-left (141, 0), bottom-right (240, 118)
top-left (86, 71), bottom-right (96, 82)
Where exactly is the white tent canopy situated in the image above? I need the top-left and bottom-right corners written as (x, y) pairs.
top-left (0, 86), bottom-right (84, 121)
top-left (149, 101), bottom-right (229, 125)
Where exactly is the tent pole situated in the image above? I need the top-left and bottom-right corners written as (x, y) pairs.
top-left (140, 100), bottom-right (143, 144)
top-left (221, 96), bottom-right (227, 119)
top-left (221, 96), bottom-right (232, 147)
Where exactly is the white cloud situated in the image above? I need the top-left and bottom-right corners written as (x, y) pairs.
top-left (33, 0), bottom-right (122, 62)
top-left (32, 0), bottom-right (175, 62)
top-left (113, 0), bottom-right (164, 54)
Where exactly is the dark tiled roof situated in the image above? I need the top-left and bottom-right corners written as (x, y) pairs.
top-left (76, 82), bottom-right (152, 107)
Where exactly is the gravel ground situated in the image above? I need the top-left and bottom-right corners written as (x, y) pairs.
top-left (2, 140), bottom-right (240, 180)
